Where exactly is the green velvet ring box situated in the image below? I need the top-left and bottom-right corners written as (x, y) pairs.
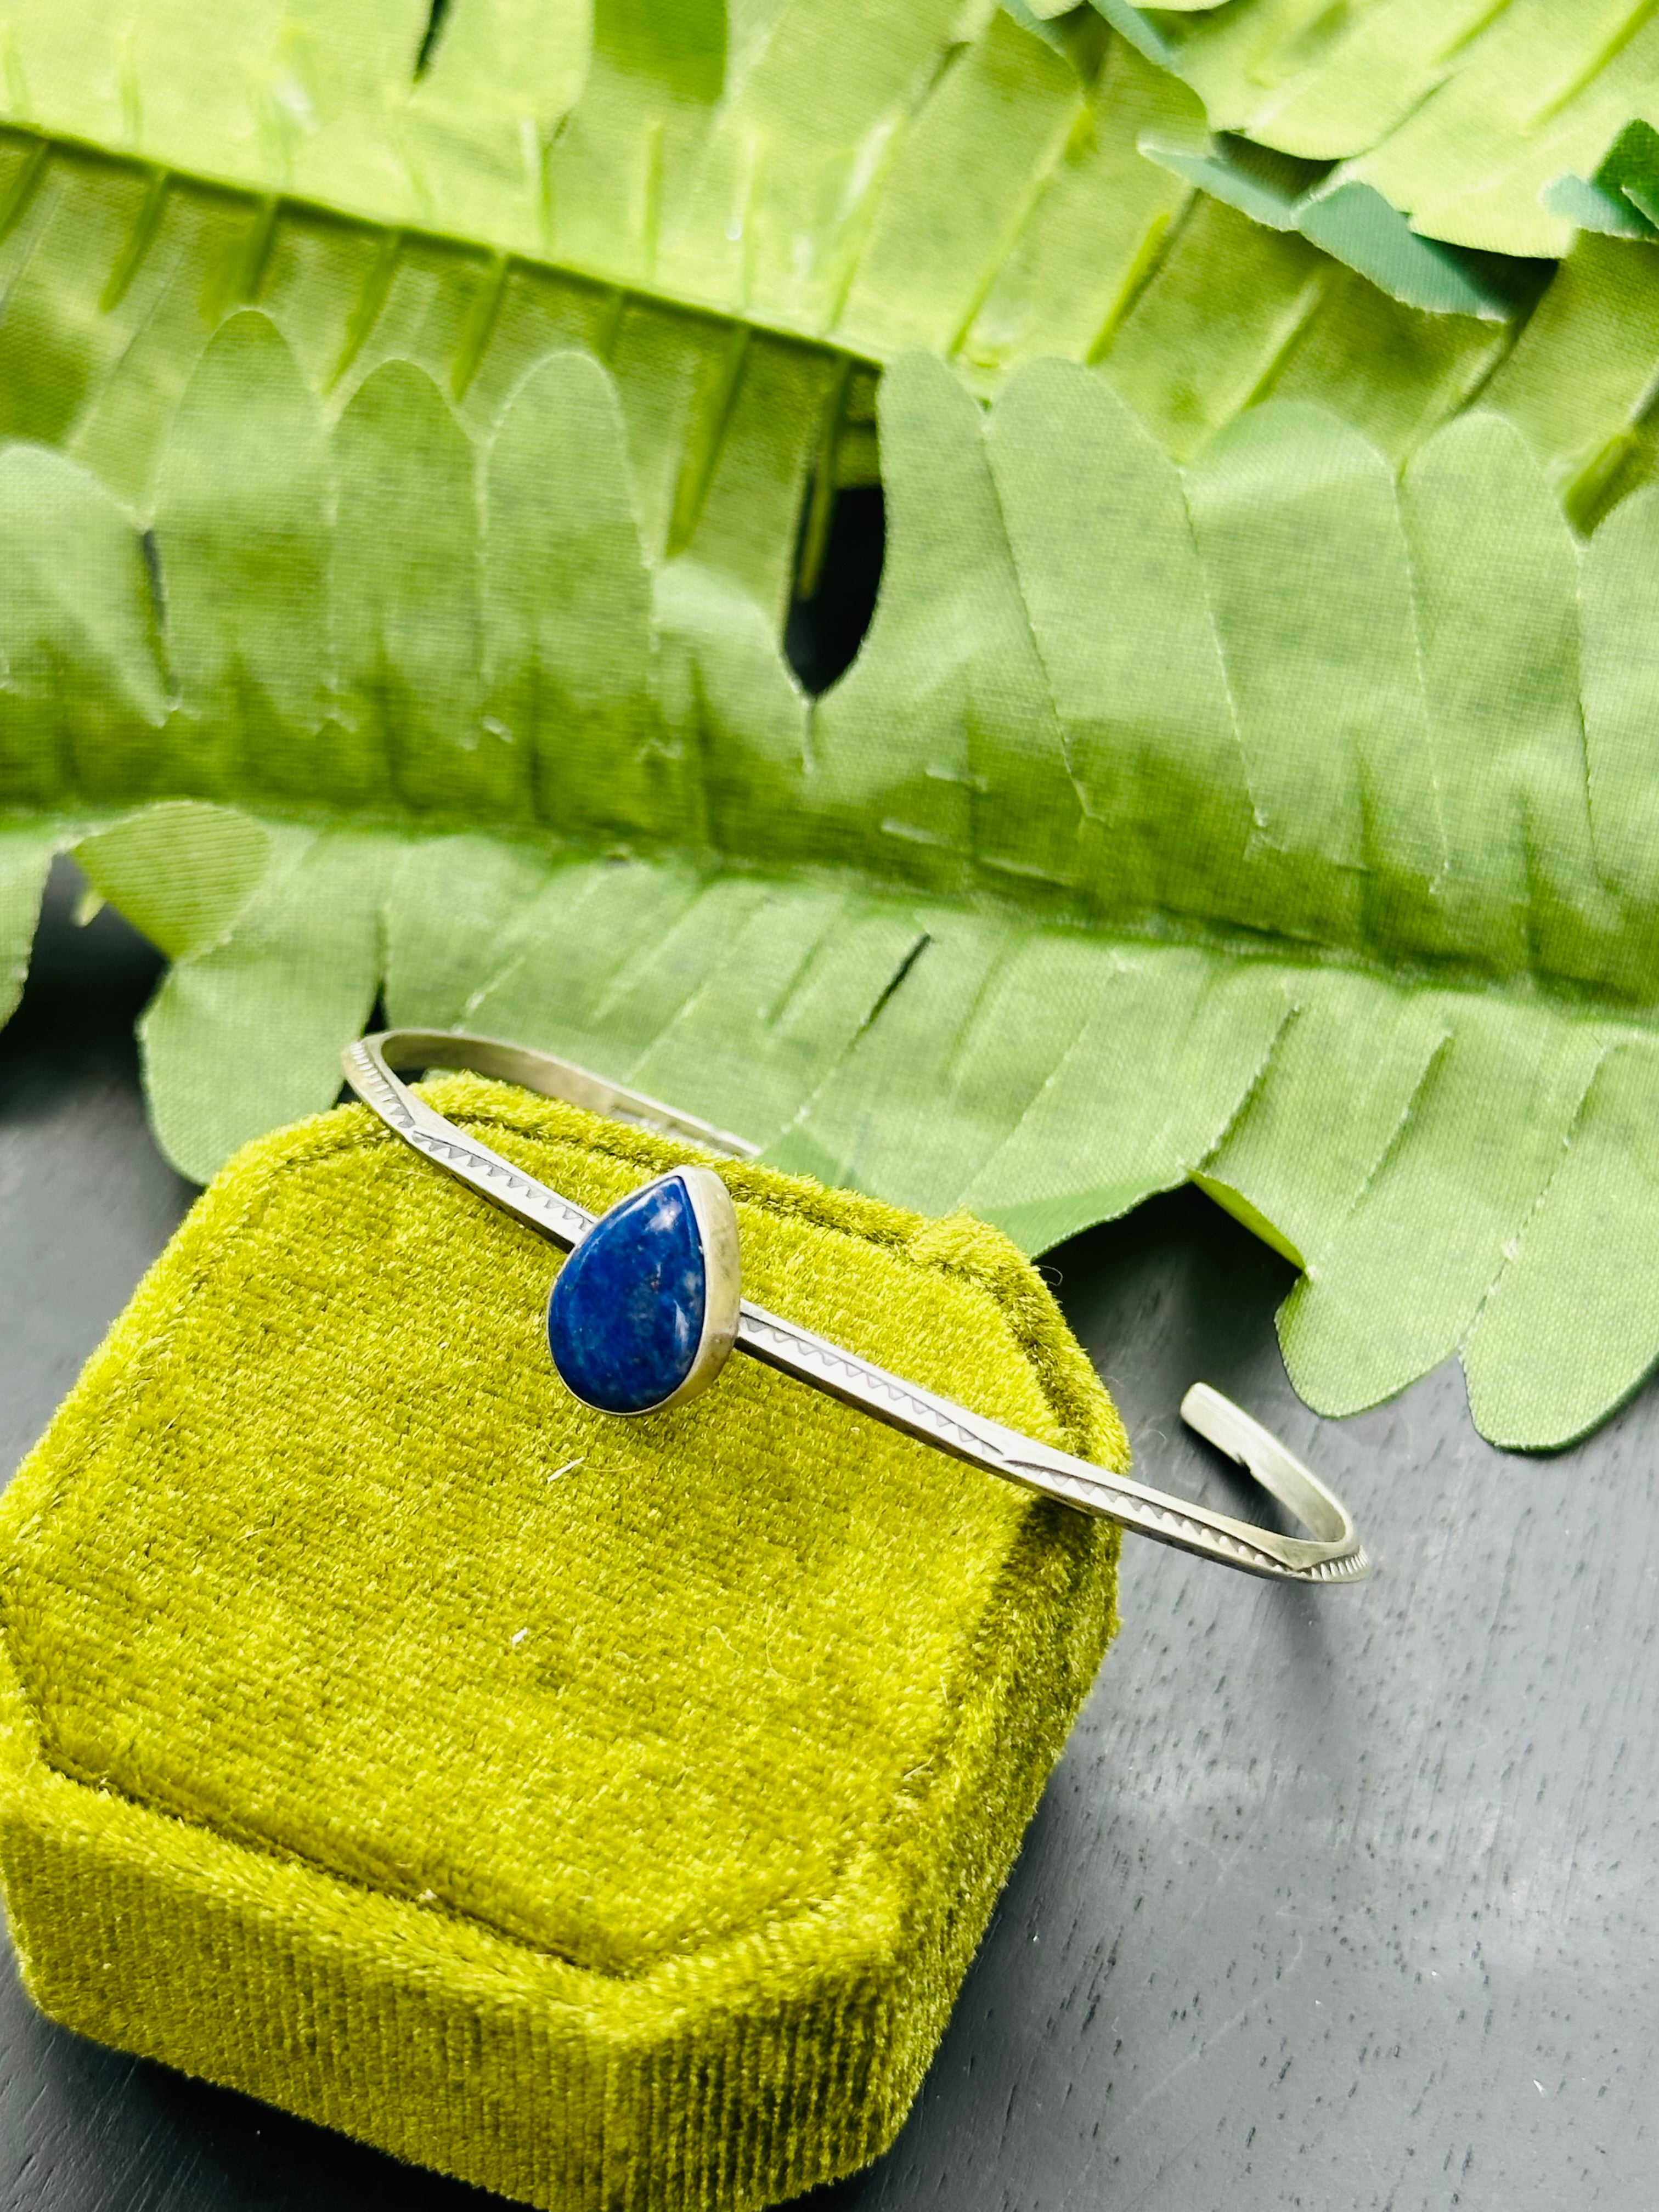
top-left (0, 1077), bottom-right (1125, 2209)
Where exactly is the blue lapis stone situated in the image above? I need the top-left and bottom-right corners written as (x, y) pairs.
top-left (546, 1173), bottom-right (708, 1414)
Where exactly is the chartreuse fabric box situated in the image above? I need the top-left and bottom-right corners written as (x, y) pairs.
top-left (0, 1077), bottom-right (1125, 2209)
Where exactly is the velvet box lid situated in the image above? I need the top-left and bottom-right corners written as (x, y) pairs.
top-left (0, 1076), bottom-right (1125, 2210)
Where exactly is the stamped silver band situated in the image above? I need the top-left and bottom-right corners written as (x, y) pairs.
top-left (341, 1029), bottom-right (1370, 1587)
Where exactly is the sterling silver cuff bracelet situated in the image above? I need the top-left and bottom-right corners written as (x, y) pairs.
top-left (342, 1029), bottom-right (1370, 1587)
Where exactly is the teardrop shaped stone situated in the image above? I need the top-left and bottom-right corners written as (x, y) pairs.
top-left (546, 1173), bottom-right (707, 1414)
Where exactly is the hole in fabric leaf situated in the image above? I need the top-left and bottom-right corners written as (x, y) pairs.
top-left (139, 527), bottom-right (165, 627)
top-left (414, 0), bottom-right (452, 78)
top-left (863, 933), bottom-right (932, 1032)
top-left (784, 485), bottom-right (884, 697)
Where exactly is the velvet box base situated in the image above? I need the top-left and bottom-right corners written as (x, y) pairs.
top-left (0, 1077), bottom-right (1125, 2209)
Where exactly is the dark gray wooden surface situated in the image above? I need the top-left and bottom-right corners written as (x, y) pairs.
top-left (2, 864), bottom-right (1652, 2211)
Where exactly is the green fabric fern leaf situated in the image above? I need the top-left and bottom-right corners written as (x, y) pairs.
top-left (3, 0), bottom-right (1659, 1448)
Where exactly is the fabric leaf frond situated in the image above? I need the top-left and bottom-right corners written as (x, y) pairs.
top-left (1091, 0), bottom-right (1659, 259)
top-left (5, 315), bottom-right (1659, 1448)
top-left (0, 0), bottom-right (1642, 562)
